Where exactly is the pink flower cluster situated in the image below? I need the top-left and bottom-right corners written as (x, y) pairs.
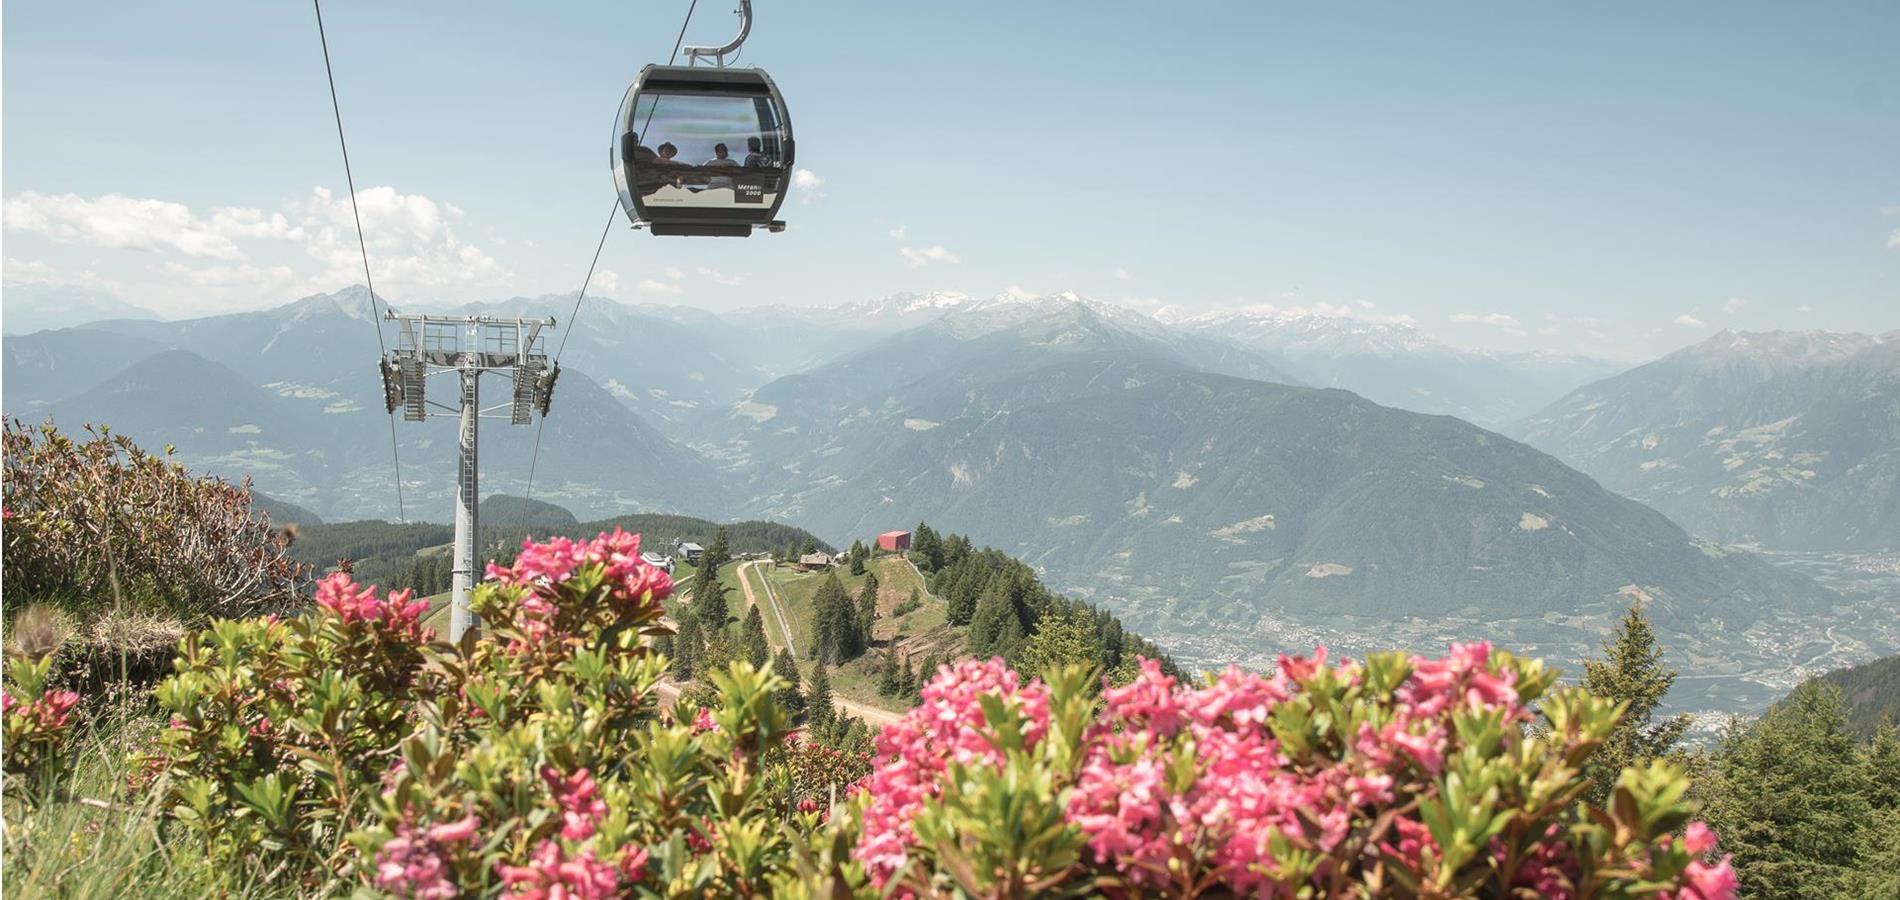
top-left (854, 657), bottom-right (1050, 884)
top-left (2, 687), bottom-right (80, 731)
top-left (854, 645), bottom-right (1736, 900)
top-left (497, 841), bottom-right (621, 900)
top-left (1067, 653), bottom-right (1408, 891)
top-left (314, 572), bottom-right (430, 640)
top-left (486, 529), bottom-right (673, 607)
top-left (542, 766), bottom-right (608, 841)
top-left (483, 530), bottom-right (673, 650)
top-left (1663, 822), bottom-right (1740, 900)
top-left (373, 813), bottom-right (479, 900)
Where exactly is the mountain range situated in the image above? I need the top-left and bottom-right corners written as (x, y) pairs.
top-left (3, 285), bottom-right (1870, 695)
top-left (1516, 330), bottom-right (1900, 551)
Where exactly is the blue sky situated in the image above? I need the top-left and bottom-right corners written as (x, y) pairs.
top-left (3, 0), bottom-right (1896, 358)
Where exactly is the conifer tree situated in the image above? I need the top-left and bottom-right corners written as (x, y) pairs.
top-left (807, 665), bottom-right (835, 733)
top-left (941, 532), bottom-right (972, 569)
top-left (1701, 680), bottom-right (1872, 897)
top-left (968, 585), bottom-right (1021, 657)
top-left (1580, 603), bottom-right (1690, 805)
top-left (811, 572), bottom-right (864, 664)
top-left (946, 573), bottom-right (979, 626)
top-left (772, 648), bottom-right (805, 715)
top-left (672, 614), bottom-right (702, 681)
top-left (877, 650), bottom-right (901, 697)
top-left (692, 528), bottom-right (732, 630)
top-left (856, 572), bottom-right (880, 644)
top-left (1015, 608), bottom-right (1097, 679)
top-left (741, 604), bottom-right (769, 669)
top-left (912, 522), bottom-right (944, 571)
top-left (801, 536), bottom-right (817, 555)
top-left (699, 629), bottom-right (737, 678)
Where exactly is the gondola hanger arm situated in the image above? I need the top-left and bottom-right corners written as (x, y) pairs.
top-left (683, 0), bottom-right (751, 67)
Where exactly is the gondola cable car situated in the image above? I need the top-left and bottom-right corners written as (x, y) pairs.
top-left (612, 0), bottom-right (792, 237)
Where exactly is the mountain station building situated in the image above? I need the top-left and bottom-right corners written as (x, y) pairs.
top-left (877, 530), bottom-right (912, 552)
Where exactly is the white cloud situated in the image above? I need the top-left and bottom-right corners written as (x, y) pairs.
top-left (1722, 297), bottom-right (1748, 313)
top-left (1002, 285), bottom-right (1037, 300)
top-left (1, 191), bottom-right (294, 260)
top-left (1673, 314), bottom-right (1706, 328)
top-left (663, 265), bottom-right (685, 280)
top-left (3, 186), bottom-right (506, 315)
top-left (791, 169), bottom-right (825, 204)
top-left (888, 224), bottom-right (907, 240)
top-left (1796, 304), bottom-right (1814, 314)
top-left (2, 257), bottom-right (120, 292)
top-left (294, 186), bottom-right (504, 292)
top-left (1111, 267), bottom-right (1130, 280)
top-left (595, 269), bottom-right (620, 293)
top-left (154, 261), bottom-right (297, 287)
top-left (1536, 326), bottom-right (1560, 336)
top-left (695, 266), bottom-right (746, 286)
top-left (1888, 228), bottom-right (1899, 249)
top-left (1450, 311), bottom-right (1523, 331)
top-left (899, 245), bottom-right (960, 267)
top-left (637, 278), bottom-right (681, 294)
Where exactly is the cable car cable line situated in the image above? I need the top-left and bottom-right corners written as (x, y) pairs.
top-left (311, 0), bottom-right (407, 524)
top-left (524, 0), bottom-right (704, 503)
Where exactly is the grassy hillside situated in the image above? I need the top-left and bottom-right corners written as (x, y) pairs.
top-left (749, 555), bottom-right (947, 714)
top-left (742, 535), bottom-right (1174, 717)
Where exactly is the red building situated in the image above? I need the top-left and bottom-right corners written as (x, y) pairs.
top-left (877, 530), bottom-right (912, 552)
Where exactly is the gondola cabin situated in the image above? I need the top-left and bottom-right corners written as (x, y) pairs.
top-left (612, 65), bottom-right (793, 237)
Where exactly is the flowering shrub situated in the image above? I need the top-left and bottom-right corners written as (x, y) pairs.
top-left (151, 571), bottom-right (443, 865)
top-left (2, 420), bottom-right (304, 622)
top-left (847, 648), bottom-right (1738, 899)
top-left (2, 655), bottom-right (82, 803)
top-left (152, 528), bottom-right (823, 896)
top-left (141, 525), bottom-right (1737, 898)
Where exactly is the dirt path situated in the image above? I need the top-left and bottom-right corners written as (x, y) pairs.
top-left (736, 559), bottom-right (901, 728)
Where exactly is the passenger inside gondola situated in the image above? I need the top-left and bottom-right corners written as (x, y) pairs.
top-left (743, 136), bottom-right (768, 167)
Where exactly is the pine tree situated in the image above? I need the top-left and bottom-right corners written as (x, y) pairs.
top-left (699, 629), bottom-right (737, 678)
top-left (1580, 603), bottom-right (1690, 805)
top-left (946, 572), bottom-right (979, 626)
top-left (856, 572), bottom-right (880, 645)
top-left (877, 650), bottom-right (901, 697)
top-left (1015, 608), bottom-right (1098, 679)
top-left (807, 665), bottom-right (835, 733)
top-left (741, 604), bottom-right (769, 669)
top-left (653, 631), bottom-right (675, 665)
top-left (968, 585), bottom-right (1020, 657)
top-left (811, 572), bottom-right (863, 664)
top-left (801, 536), bottom-right (817, 555)
top-left (1858, 719), bottom-right (1900, 897)
top-left (672, 614), bottom-right (703, 681)
top-left (692, 528), bottom-right (732, 631)
top-left (900, 657), bottom-right (916, 696)
top-left (942, 533), bottom-right (971, 569)
top-left (912, 522), bottom-right (944, 571)
top-left (772, 648), bottom-right (805, 716)
top-left (1701, 680), bottom-right (1872, 898)
top-left (1868, 718), bottom-right (1900, 811)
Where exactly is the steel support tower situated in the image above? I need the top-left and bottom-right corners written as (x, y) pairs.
top-left (380, 312), bottom-right (559, 641)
